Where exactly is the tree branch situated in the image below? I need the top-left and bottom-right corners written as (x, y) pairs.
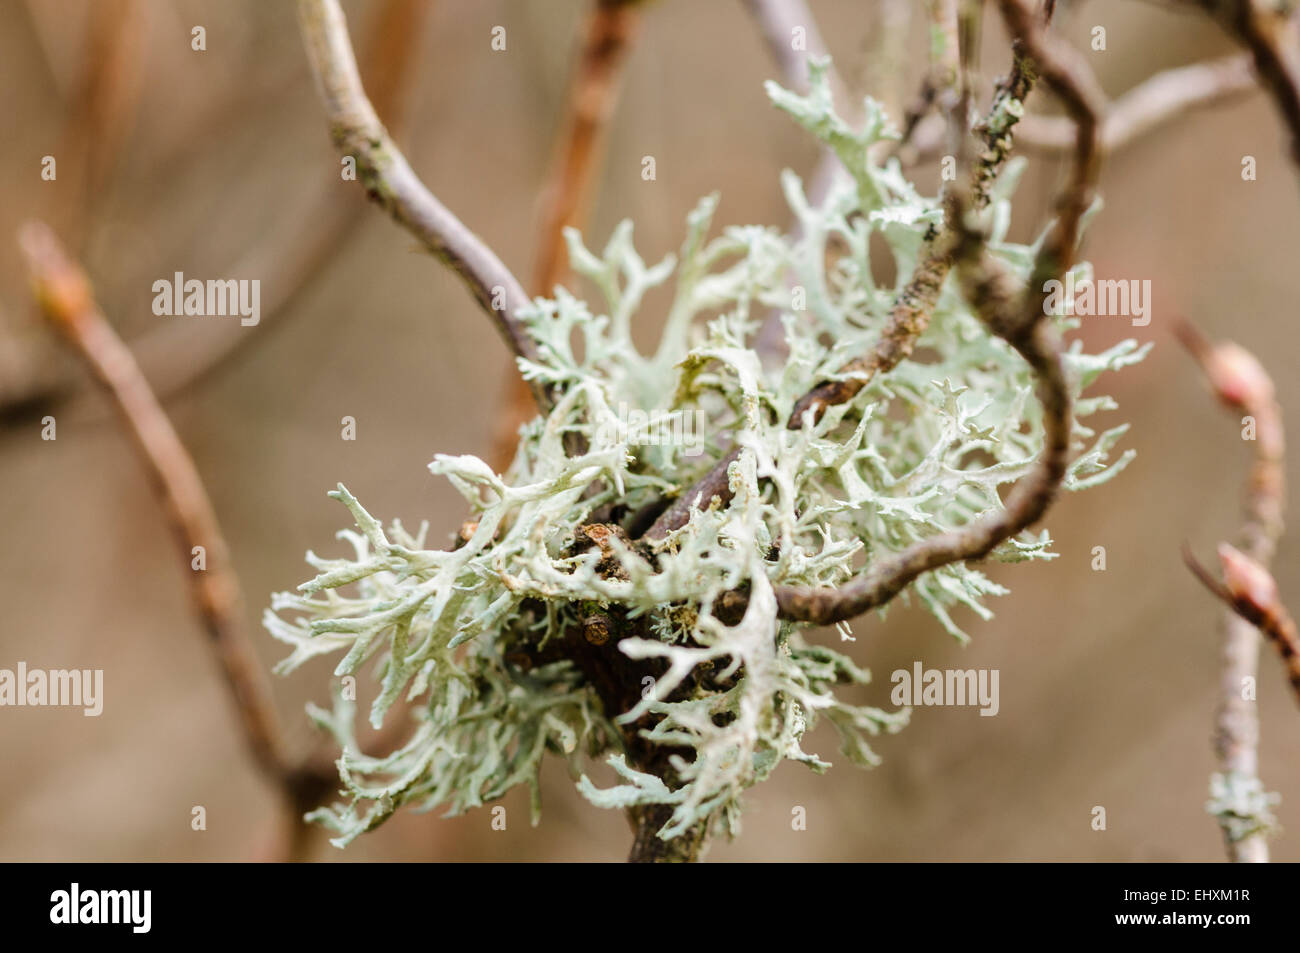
top-left (1016, 53), bottom-right (1256, 153)
top-left (1184, 0), bottom-right (1300, 170)
top-left (773, 223), bottom-right (1072, 625)
top-left (2, 0), bottom-right (429, 426)
top-left (649, 2), bottom-right (1054, 544)
top-left (770, 0), bottom-right (1100, 626)
top-left (1177, 320), bottom-right (1285, 861)
top-left (296, 0), bottom-right (552, 413)
top-left (899, 0), bottom-right (962, 145)
top-left (493, 0), bottom-right (643, 468)
top-left (18, 221), bottom-right (335, 860)
top-left (744, 0), bottom-right (864, 360)
top-left (743, 0), bottom-right (849, 102)
top-left (1188, 545), bottom-right (1300, 708)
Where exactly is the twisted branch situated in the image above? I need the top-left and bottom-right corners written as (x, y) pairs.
top-left (772, 0), bottom-right (1102, 625)
top-left (1017, 53), bottom-right (1256, 153)
top-left (1183, 0), bottom-right (1300, 169)
top-left (296, 0), bottom-right (552, 412)
top-left (648, 1), bottom-right (1055, 544)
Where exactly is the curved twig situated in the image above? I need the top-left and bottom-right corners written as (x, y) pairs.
top-left (296, 0), bottom-right (552, 413)
top-left (1184, 0), bottom-right (1300, 169)
top-left (770, 0), bottom-right (1101, 626)
top-left (774, 226), bottom-right (1072, 624)
top-left (1017, 53), bottom-right (1255, 153)
top-left (649, 2), bottom-right (1053, 544)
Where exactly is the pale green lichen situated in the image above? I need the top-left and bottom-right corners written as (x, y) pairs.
top-left (266, 60), bottom-right (1148, 847)
top-left (1207, 771), bottom-right (1281, 844)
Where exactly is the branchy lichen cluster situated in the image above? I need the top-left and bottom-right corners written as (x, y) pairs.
top-left (266, 62), bottom-right (1148, 847)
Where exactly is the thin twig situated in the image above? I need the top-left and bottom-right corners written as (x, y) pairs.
top-left (492, 0), bottom-right (644, 469)
top-left (55, 0), bottom-right (144, 250)
top-left (745, 0), bottom-right (865, 360)
top-left (296, 0), bottom-right (552, 413)
top-left (652, 3), bottom-right (1053, 544)
top-left (1177, 320), bottom-right (1285, 861)
top-left (768, 0), bottom-right (1100, 626)
top-left (1188, 545), bottom-right (1300, 707)
top-left (1016, 53), bottom-right (1256, 153)
top-left (1, 0), bottom-right (429, 425)
top-left (17, 222), bottom-right (336, 860)
top-left (773, 215), bottom-right (1073, 625)
top-left (909, 52), bottom-right (1256, 164)
top-left (1184, 0), bottom-right (1300, 169)
top-left (743, 0), bottom-right (849, 101)
top-left (900, 0), bottom-right (962, 144)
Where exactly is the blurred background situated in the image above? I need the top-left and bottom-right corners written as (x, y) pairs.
top-left (1, 0), bottom-right (1297, 862)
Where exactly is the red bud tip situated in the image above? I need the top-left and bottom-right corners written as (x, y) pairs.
top-left (1217, 542), bottom-right (1278, 609)
top-left (1206, 343), bottom-right (1273, 409)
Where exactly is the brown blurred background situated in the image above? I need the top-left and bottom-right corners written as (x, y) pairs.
top-left (1, 0), bottom-right (1297, 862)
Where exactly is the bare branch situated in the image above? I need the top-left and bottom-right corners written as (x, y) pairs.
top-left (296, 0), bottom-right (552, 412)
top-left (1177, 320), bottom-right (1285, 861)
top-left (648, 1), bottom-right (1056, 545)
top-left (1184, 0), bottom-right (1300, 170)
top-left (743, 0), bottom-right (849, 101)
top-left (17, 222), bottom-right (337, 859)
top-left (1016, 53), bottom-right (1256, 153)
top-left (493, 0), bottom-right (643, 468)
top-left (1176, 321), bottom-right (1285, 562)
top-left (899, 0), bottom-right (962, 144)
top-left (774, 228), bottom-right (1072, 625)
top-left (769, 0), bottom-right (1102, 626)
top-left (1, 0), bottom-right (429, 425)
top-left (1188, 545), bottom-right (1300, 708)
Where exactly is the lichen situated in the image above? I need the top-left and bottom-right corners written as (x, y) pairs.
top-left (266, 60), bottom-right (1147, 847)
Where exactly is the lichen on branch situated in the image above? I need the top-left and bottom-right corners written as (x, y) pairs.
top-left (267, 60), bottom-right (1145, 851)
